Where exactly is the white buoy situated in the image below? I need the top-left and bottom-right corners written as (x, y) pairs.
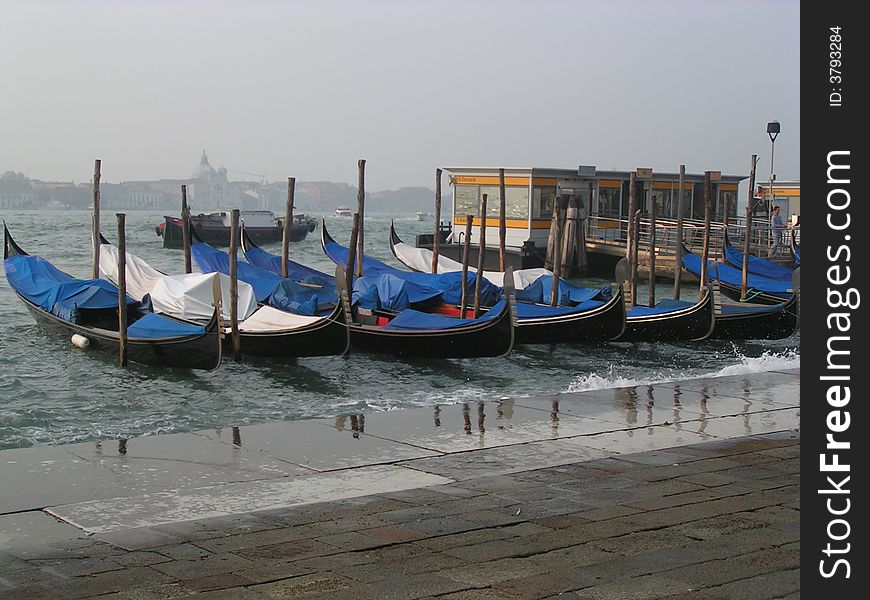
top-left (71, 334), bottom-right (90, 349)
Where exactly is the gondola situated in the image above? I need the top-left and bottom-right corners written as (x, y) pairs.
top-left (680, 242), bottom-right (797, 305)
top-left (708, 291), bottom-right (798, 340)
top-left (616, 285), bottom-right (717, 342)
top-left (335, 267), bottom-right (516, 359)
top-left (98, 235), bottom-right (349, 358)
top-left (722, 231), bottom-right (795, 280)
top-left (247, 223), bottom-right (515, 358)
top-left (378, 222), bottom-right (626, 343)
top-left (3, 223), bottom-right (221, 370)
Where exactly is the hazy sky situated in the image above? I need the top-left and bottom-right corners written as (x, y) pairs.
top-left (1, 0), bottom-right (799, 190)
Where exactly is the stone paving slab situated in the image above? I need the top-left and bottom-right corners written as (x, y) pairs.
top-left (47, 464), bottom-right (452, 534)
top-left (0, 371), bottom-right (800, 598)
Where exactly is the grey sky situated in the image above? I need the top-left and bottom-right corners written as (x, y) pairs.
top-left (1, 0), bottom-right (799, 191)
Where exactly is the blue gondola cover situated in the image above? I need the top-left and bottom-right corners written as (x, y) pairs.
top-left (127, 313), bottom-right (206, 339)
top-left (5, 255), bottom-right (137, 322)
top-left (723, 244), bottom-right (793, 281)
top-left (383, 299), bottom-right (508, 331)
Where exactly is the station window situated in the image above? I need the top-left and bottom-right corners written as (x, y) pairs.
top-left (454, 184), bottom-right (529, 219)
top-left (532, 186), bottom-right (556, 219)
top-left (597, 187), bottom-right (621, 218)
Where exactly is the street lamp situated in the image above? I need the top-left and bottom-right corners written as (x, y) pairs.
top-left (766, 120), bottom-right (780, 214)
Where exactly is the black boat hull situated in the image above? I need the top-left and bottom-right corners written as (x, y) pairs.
top-left (5, 224), bottom-right (222, 370)
top-left (159, 216), bottom-right (310, 249)
top-left (708, 294), bottom-right (798, 340)
top-left (18, 293), bottom-right (222, 370)
top-left (617, 286), bottom-right (716, 342)
top-left (334, 262), bottom-right (516, 359)
top-left (226, 303), bottom-right (350, 358)
top-left (515, 285), bottom-right (626, 344)
top-left (389, 221), bottom-right (626, 344)
top-left (715, 279), bottom-right (792, 305)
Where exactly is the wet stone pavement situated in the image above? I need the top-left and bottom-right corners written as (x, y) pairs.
top-left (0, 370), bottom-right (800, 599)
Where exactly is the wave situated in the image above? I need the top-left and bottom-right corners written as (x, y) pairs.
top-left (564, 349), bottom-right (800, 393)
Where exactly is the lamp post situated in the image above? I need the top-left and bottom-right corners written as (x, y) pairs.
top-left (766, 120), bottom-right (780, 257)
top-left (766, 121), bottom-right (780, 214)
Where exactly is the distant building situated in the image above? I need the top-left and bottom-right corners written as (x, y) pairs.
top-left (756, 180), bottom-right (800, 226)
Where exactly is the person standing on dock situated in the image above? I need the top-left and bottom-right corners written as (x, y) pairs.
top-left (769, 205), bottom-right (785, 257)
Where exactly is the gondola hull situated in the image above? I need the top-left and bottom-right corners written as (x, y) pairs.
top-left (708, 294), bottom-right (798, 340)
top-left (617, 286), bottom-right (716, 342)
top-left (15, 291), bottom-right (221, 370)
top-left (334, 263), bottom-right (516, 359)
top-left (515, 285), bottom-right (626, 344)
top-left (226, 303), bottom-right (350, 358)
top-left (5, 224), bottom-right (222, 370)
top-left (387, 221), bottom-right (626, 345)
top-left (345, 304), bottom-right (515, 358)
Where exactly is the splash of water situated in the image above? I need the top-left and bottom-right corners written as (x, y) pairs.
top-left (565, 349), bottom-right (800, 393)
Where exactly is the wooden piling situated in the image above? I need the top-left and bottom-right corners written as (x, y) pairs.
top-left (181, 184), bottom-right (192, 274)
top-left (626, 172), bottom-right (637, 264)
top-left (116, 213), bottom-right (128, 367)
top-left (458, 215), bottom-right (473, 319)
top-left (673, 165), bottom-right (686, 299)
top-left (345, 213), bottom-right (360, 293)
top-left (473, 194), bottom-right (488, 318)
top-left (699, 172), bottom-right (712, 289)
top-left (741, 155), bottom-right (758, 301)
top-left (229, 209), bottom-right (241, 360)
top-left (648, 193), bottom-right (657, 306)
top-left (92, 159), bottom-right (101, 279)
top-left (545, 197), bottom-right (559, 270)
top-left (498, 168), bottom-right (507, 272)
top-left (550, 198), bottom-right (564, 307)
top-left (630, 209), bottom-right (641, 306)
top-left (281, 177), bottom-right (296, 278)
top-left (560, 198), bottom-right (577, 276)
top-left (432, 168), bottom-right (442, 273)
top-left (356, 159), bottom-right (366, 277)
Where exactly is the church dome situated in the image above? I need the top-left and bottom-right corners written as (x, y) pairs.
top-left (193, 149), bottom-right (214, 179)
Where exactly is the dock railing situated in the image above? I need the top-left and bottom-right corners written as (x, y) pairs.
top-left (585, 215), bottom-right (797, 262)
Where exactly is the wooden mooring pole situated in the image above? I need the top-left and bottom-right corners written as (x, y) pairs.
top-left (630, 209), bottom-right (641, 306)
top-left (560, 198), bottom-right (577, 277)
top-left (648, 194), bottom-right (657, 306)
top-left (356, 159), bottom-right (366, 278)
top-left (432, 168), bottom-right (442, 273)
top-left (229, 209), bottom-right (241, 360)
top-left (473, 194), bottom-right (488, 318)
top-left (181, 184), bottom-right (192, 274)
top-left (346, 213), bottom-right (360, 294)
top-left (458, 215), bottom-right (473, 319)
top-left (116, 213), bottom-right (128, 367)
top-left (550, 198), bottom-right (564, 307)
top-left (625, 172), bottom-right (637, 303)
top-left (498, 168), bottom-right (507, 272)
top-left (673, 165), bottom-right (685, 300)
top-left (699, 172), bottom-right (712, 290)
top-left (281, 177), bottom-right (296, 278)
top-left (92, 159), bottom-right (101, 279)
top-left (741, 155), bottom-right (758, 301)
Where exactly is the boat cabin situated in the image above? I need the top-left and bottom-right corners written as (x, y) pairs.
top-left (209, 210), bottom-right (277, 228)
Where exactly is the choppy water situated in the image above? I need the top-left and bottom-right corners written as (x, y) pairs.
top-left (0, 210), bottom-right (799, 450)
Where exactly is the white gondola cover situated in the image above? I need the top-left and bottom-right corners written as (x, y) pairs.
top-left (236, 305), bottom-right (324, 332)
top-left (390, 240), bottom-right (549, 291)
top-left (99, 244), bottom-right (257, 322)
